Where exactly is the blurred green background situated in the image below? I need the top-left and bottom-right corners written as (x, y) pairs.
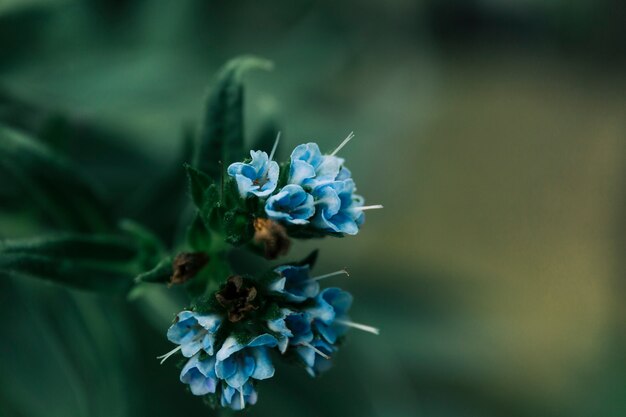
top-left (1, 1), bottom-right (625, 416)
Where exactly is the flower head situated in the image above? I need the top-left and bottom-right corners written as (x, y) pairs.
top-left (267, 264), bottom-right (319, 303)
top-left (288, 142), bottom-right (348, 189)
top-left (311, 179), bottom-right (365, 235)
top-left (166, 311), bottom-right (222, 357)
top-left (295, 338), bottom-right (336, 377)
top-left (267, 308), bottom-right (314, 353)
top-left (180, 353), bottom-right (218, 395)
top-left (264, 184), bottom-right (315, 225)
top-left (220, 381), bottom-right (258, 410)
top-left (227, 150), bottom-right (279, 198)
top-left (215, 334), bottom-right (278, 389)
top-left (308, 287), bottom-right (353, 344)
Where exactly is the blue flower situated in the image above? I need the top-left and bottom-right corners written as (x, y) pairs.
top-left (295, 338), bottom-right (336, 377)
top-left (288, 142), bottom-right (347, 188)
top-left (308, 287), bottom-right (353, 344)
top-left (267, 264), bottom-right (319, 303)
top-left (180, 353), bottom-right (218, 395)
top-left (220, 381), bottom-right (258, 410)
top-left (264, 184), bottom-right (315, 225)
top-left (267, 308), bottom-right (314, 353)
top-left (310, 179), bottom-right (365, 235)
top-left (215, 334), bottom-right (277, 389)
top-left (167, 311), bottom-right (222, 357)
top-left (227, 150), bottom-right (279, 198)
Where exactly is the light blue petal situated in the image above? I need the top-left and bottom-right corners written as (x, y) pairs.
top-left (316, 155), bottom-right (345, 182)
top-left (291, 143), bottom-right (323, 167)
top-left (234, 173), bottom-right (255, 198)
top-left (195, 355), bottom-right (217, 378)
top-left (181, 338), bottom-right (203, 357)
top-left (195, 314), bottom-right (221, 332)
top-left (227, 162), bottom-right (246, 176)
top-left (330, 212), bottom-right (359, 235)
top-left (267, 276), bottom-right (286, 293)
top-left (216, 336), bottom-right (245, 361)
top-left (323, 287), bottom-right (353, 316)
top-left (247, 333), bottom-right (278, 349)
top-left (249, 150), bottom-right (268, 171)
top-left (315, 322), bottom-right (338, 344)
top-left (215, 356), bottom-right (237, 381)
top-left (289, 160), bottom-right (316, 186)
top-left (223, 355), bottom-right (255, 388)
top-left (251, 348), bottom-right (275, 380)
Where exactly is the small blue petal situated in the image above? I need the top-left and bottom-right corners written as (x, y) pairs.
top-left (227, 150), bottom-right (279, 198)
top-left (265, 184), bottom-right (315, 225)
top-left (250, 348), bottom-right (275, 380)
top-left (180, 354), bottom-right (218, 395)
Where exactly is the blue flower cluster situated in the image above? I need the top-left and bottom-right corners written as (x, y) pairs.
top-left (227, 138), bottom-right (374, 236)
top-left (159, 262), bottom-right (377, 411)
top-left (162, 310), bottom-right (276, 410)
top-left (266, 263), bottom-right (356, 376)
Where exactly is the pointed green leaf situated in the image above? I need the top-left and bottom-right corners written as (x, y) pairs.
top-left (184, 163), bottom-right (214, 208)
top-left (187, 212), bottom-right (212, 251)
top-left (118, 219), bottom-right (166, 266)
top-left (134, 257), bottom-right (173, 284)
top-left (194, 56), bottom-right (273, 179)
top-left (0, 124), bottom-right (112, 232)
top-left (0, 234), bottom-right (142, 293)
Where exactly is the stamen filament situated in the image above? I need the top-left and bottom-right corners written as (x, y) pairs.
top-left (302, 342), bottom-right (330, 359)
top-left (240, 387), bottom-right (245, 409)
top-left (335, 319), bottom-right (380, 335)
top-left (329, 132), bottom-right (355, 157)
top-left (351, 204), bottom-right (384, 211)
top-left (308, 269), bottom-right (349, 282)
top-left (156, 345), bottom-right (182, 364)
top-left (269, 131), bottom-right (281, 161)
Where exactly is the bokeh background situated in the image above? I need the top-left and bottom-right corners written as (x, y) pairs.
top-left (1, 1), bottom-right (625, 416)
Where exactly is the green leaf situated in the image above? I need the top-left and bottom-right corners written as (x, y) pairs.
top-left (118, 219), bottom-right (166, 266)
top-left (198, 183), bottom-right (222, 232)
top-left (194, 56), bottom-right (273, 180)
top-left (0, 234), bottom-right (142, 293)
top-left (224, 209), bottom-right (254, 246)
top-left (184, 163), bottom-right (214, 208)
top-left (0, 124), bottom-right (112, 232)
top-left (187, 212), bottom-right (212, 251)
top-left (134, 257), bottom-right (173, 284)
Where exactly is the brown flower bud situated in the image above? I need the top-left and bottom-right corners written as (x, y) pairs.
top-left (253, 217), bottom-right (291, 260)
top-left (170, 252), bottom-right (209, 285)
top-left (215, 275), bottom-right (258, 322)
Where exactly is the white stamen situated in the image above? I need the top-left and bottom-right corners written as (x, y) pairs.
top-left (308, 269), bottom-right (349, 282)
top-left (269, 131), bottom-right (281, 161)
top-left (335, 319), bottom-right (380, 335)
top-left (156, 345), bottom-right (182, 364)
top-left (240, 387), bottom-right (245, 409)
top-left (302, 342), bottom-right (330, 360)
top-left (351, 204), bottom-right (384, 212)
top-left (329, 132), bottom-right (355, 157)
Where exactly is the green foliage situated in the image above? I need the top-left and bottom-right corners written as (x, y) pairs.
top-left (185, 163), bottom-right (214, 208)
top-left (0, 124), bottom-right (112, 232)
top-left (0, 234), bottom-right (146, 293)
top-left (194, 56), bottom-right (273, 180)
top-left (187, 213), bottom-right (212, 251)
top-left (134, 257), bottom-right (173, 284)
